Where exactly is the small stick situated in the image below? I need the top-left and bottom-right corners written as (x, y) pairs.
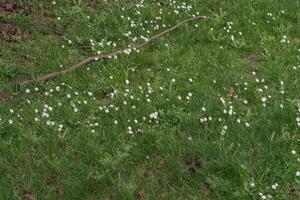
top-left (21, 16), bottom-right (207, 85)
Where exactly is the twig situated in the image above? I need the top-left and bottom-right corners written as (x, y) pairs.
top-left (21, 16), bottom-right (207, 85)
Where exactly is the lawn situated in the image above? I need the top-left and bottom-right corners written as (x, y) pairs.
top-left (0, 0), bottom-right (300, 199)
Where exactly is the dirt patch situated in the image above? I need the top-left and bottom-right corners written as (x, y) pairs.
top-left (19, 185), bottom-right (36, 200)
top-left (31, 16), bottom-right (64, 36)
top-left (0, 0), bottom-right (32, 41)
top-left (30, 4), bottom-right (65, 36)
top-left (284, 184), bottom-right (300, 197)
top-left (240, 55), bottom-right (262, 63)
top-left (0, 21), bottom-right (27, 41)
top-left (0, 0), bottom-right (32, 16)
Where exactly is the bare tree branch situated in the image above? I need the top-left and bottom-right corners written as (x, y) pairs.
top-left (21, 15), bottom-right (207, 85)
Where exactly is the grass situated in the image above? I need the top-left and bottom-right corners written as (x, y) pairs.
top-left (0, 0), bottom-right (300, 199)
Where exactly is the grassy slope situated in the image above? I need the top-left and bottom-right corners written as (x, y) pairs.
top-left (0, 0), bottom-right (300, 199)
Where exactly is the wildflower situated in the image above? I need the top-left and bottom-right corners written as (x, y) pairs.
top-left (149, 112), bottom-right (158, 120)
top-left (271, 183), bottom-right (278, 190)
top-left (261, 97), bottom-right (267, 103)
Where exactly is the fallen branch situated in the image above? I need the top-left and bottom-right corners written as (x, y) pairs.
top-left (21, 15), bottom-right (207, 85)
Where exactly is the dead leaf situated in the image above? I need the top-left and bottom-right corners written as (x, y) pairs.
top-left (135, 190), bottom-right (145, 198)
top-left (203, 181), bottom-right (212, 192)
top-left (183, 155), bottom-right (204, 174)
top-left (0, 91), bottom-right (12, 102)
top-left (158, 159), bottom-right (165, 168)
top-left (137, 169), bottom-right (152, 179)
top-left (45, 173), bottom-right (59, 184)
top-left (228, 87), bottom-right (234, 97)
top-left (0, 1), bottom-right (32, 16)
